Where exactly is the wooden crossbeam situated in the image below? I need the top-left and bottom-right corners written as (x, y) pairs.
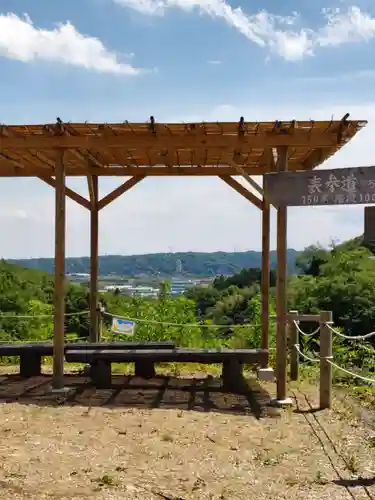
top-left (220, 176), bottom-right (262, 210)
top-left (0, 164), bottom-right (305, 177)
top-left (98, 176), bottom-right (145, 210)
top-left (39, 176), bottom-right (91, 209)
top-left (0, 130), bottom-right (340, 150)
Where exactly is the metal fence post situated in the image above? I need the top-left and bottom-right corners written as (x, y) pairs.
top-left (289, 311), bottom-right (299, 381)
top-left (319, 310), bottom-right (333, 409)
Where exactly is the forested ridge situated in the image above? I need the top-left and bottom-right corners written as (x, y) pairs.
top-left (8, 249), bottom-right (298, 277)
top-left (1, 237), bottom-right (375, 407)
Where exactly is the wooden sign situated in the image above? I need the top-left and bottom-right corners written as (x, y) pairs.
top-left (263, 166), bottom-right (375, 207)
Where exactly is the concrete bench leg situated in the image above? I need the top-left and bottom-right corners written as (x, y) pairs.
top-left (20, 353), bottom-right (42, 378)
top-left (222, 359), bottom-right (244, 393)
top-left (134, 360), bottom-right (156, 379)
top-left (90, 360), bottom-right (111, 389)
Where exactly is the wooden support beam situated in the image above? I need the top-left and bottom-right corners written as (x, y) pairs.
top-left (220, 175), bottom-right (262, 210)
top-left (260, 197), bottom-right (270, 368)
top-left (98, 176), bottom-right (145, 210)
top-left (38, 176), bottom-right (90, 209)
top-left (0, 164), bottom-right (308, 177)
top-left (87, 174), bottom-right (96, 208)
top-left (89, 175), bottom-right (99, 342)
top-left (229, 161), bottom-right (264, 198)
top-left (52, 150), bottom-right (66, 390)
top-left (276, 146), bottom-right (289, 403)
top-left (0, 130), bottom-right (341, 150)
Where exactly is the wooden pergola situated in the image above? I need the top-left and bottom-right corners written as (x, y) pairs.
top-left (0, 116), bottom-right (366, 400)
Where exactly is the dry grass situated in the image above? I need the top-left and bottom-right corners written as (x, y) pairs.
top-left (0, 367), bottom-right (373, 499)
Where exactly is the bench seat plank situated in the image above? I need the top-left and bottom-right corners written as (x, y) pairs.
top-left (65, 348), bottom-right (267, 364)
top-left (0, 341), bottom-right (175, 357)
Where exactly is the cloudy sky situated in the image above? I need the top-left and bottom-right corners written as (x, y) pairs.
top-left (0, 0), bottom-right (374, 258)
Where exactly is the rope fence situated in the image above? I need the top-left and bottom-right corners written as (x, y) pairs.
top-left (103, 310), bottom-right (273, 329)
top-left (0, 310), bottom-right (89, 344)
top-left (0, 310), bottom-right (89, 319)
top-left (289, 310), bottom-right (375, 409)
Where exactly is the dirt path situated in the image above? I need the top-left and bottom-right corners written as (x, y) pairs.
top-left (0, 372), bottom-right (373, 499)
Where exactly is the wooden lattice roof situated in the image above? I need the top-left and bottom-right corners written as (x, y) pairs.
top-left (0, 117), bottom-right (367, 177)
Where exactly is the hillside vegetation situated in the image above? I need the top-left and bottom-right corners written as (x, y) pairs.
top-left (8, 249), bottom-right (298, 277)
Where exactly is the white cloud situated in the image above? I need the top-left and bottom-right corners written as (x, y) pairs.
top-left (0, 13), bottom-right (141, 75)
top-left (207, 59), bottom-right (221, 65)
top-left (113, 1), bottom-right (375, 61)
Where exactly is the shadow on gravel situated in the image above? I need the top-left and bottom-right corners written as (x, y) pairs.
top-left (0, 372), bottom-right (278, 420)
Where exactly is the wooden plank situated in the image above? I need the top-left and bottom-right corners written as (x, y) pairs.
top-left (264, 165), bottom-right (375, 207)
top-left (0, 164), bottom-right (322, 177)
top-left (98, 177), bottom-right (145, 210)
top-left (89, 175), bottom-right (99, 342)
top-left (65, 348), bottom-right (268, 364)
top-left (52, 150), bottom-right (66, 390)
top-left (38, 175), bottom-right (90, 209)
top-left (287, 313), bottom-right (320, 322)
top-left (0, 130), bottom-right (341, 150)
top-left (260, 198), bottom-right (270, 368)
top-left (219, 176), bottom-right (262, 210)
top-left (0, 341), bottom-right (176, 357)
top-left (276, 146), bottom-right (288, 403)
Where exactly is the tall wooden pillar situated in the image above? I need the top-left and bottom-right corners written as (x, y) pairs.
top-left (52, 150), bottom-right (66, 390)
top-left (89, 175), bottom-right (99, 342)
top-left (276, 147), bottom-right (288, 402)
top-left (89, 176), bottom-right (99, 342)
top-left (260, 198), bottom-right (270, 367)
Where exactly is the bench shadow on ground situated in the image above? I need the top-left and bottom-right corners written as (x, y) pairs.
top-left (0, 372), bottom-right (279, 419)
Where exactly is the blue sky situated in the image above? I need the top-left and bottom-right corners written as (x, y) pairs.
top-left (1, 0), bottom-right (375, 257)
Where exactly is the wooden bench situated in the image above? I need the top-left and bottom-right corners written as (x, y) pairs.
top-left (0, 341), bottom-right (175, 378)
top-left (65, 348), bottom-right (268, 392)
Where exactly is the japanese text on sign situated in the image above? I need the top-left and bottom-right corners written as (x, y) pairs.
top-left (263, 166), bottom-right (375, 207)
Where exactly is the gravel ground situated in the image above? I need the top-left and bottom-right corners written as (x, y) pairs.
top-left (0, 370), bottom-right (373, 500)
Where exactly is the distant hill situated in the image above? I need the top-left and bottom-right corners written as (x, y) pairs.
top-left (7, 250), bottom-right (299, 277)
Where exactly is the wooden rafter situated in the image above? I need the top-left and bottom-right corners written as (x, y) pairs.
top-left (98, 176), bottom-right (145, 210)
top-left (39, 176), bottom-right (90, 209)
top-left (220, 175), bottom-right (262, 210)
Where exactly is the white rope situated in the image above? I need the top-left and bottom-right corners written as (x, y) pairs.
top-left (295, 343), bottom-right (375, 384)
top-left (103, 311), bottom-right (266, 329)
top-left (294, 343), bottom-right (320, 363)
top-left (0, 310), bottom-right (89, 319)
top-left (293, 320), bottom-right (320, 337)
top-left (326, 323), bottom-right (375, 341)
top-left (327, 359), bottom-right (375, 384)
top-left (0, 335), bottom-right (82, 344)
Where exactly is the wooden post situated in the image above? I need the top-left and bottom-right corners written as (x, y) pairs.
top-left (260, 198), bottom-right (270, 368)
top-left (276, 146), bottom-right (289, 403)
top-left (320, 310), bottom-right (333, 409)
top-left (52, 150), bottom-right (66, 390)
top-left (89, 176), bottom-right (99, 342)
top-left (97, 305), bottom-right (103, 341)
top-left (289, 310), bottom-right (299, 381)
